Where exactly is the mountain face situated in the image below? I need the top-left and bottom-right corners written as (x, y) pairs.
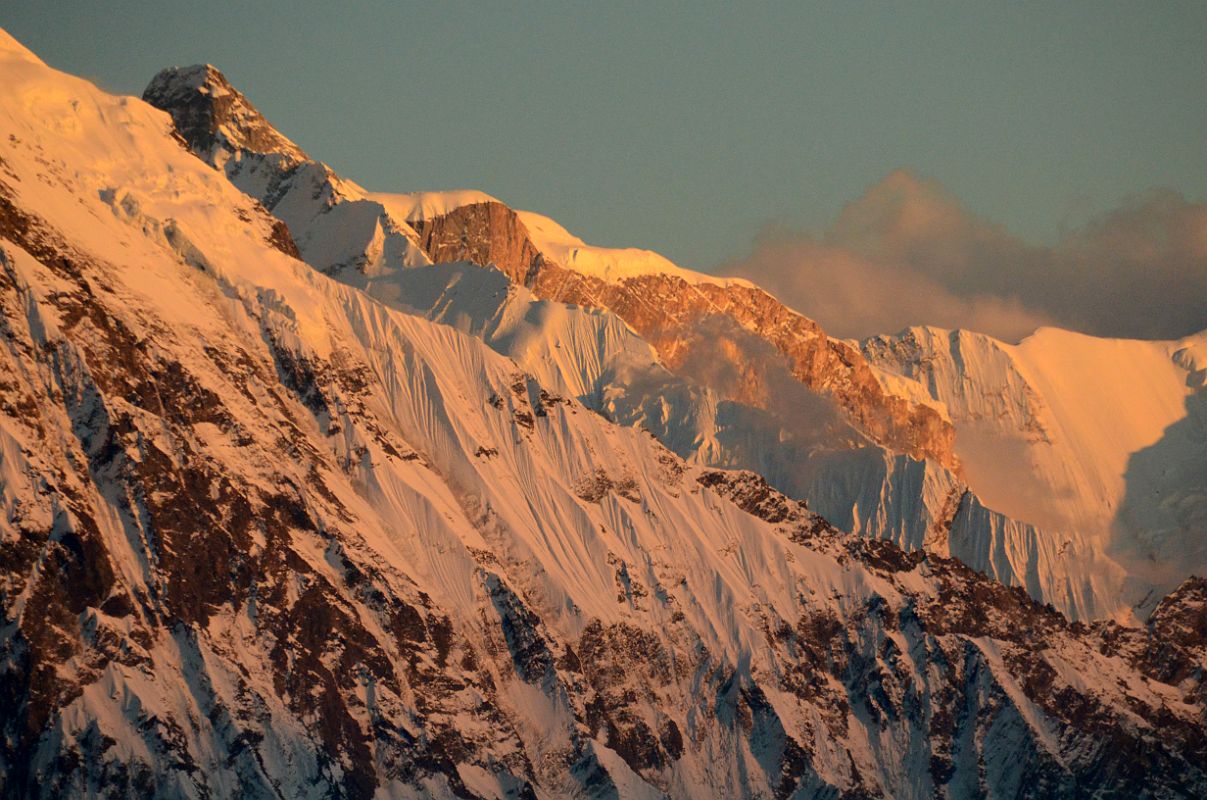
top-left (862, 326), bottom-right (1207, 614)
top-left (366, 197), bottom-right (1206, 622)
top-left (399, 197), bottom-right (958, 472)
top-left (0, 30), bottom-right (1204, 799)
top-left (138, 63), bottom-right (1192, 623)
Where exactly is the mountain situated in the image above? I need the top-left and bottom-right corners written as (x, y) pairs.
top-left (862, 325), bottom-right (1207, 613)
top-left (141, 65), bottom-right (952, 466)
top-left (141, 64), bottom-right (431, 278)
top-left (369, 192), bottom-right (1207, 624)
top-left (2, 29), bottom-right (1205, 798)
top-left (382, 193), bottom-right (958, 468)
top-left (139, 63), bottom-right (1195, 623)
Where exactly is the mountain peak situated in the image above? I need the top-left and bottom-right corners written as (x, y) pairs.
top-left (143, 62), bottom-right (306, 166)
top-left (150, 62), bottom-right (221, 89)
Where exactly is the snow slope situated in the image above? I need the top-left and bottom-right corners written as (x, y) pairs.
top-left (3, 27), bottom-right (1206, 798)
top-left (345, 262), bottom-right (1133, 620)
top-left (139, 58), bottom-right (1199, 623)
top-left (864, 325), bottom-right (1207, 611)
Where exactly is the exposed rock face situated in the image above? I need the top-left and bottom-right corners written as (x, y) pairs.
top-left (409, 202), bottom-right (547, 287)
top-left (143, 64), bottom-right (308, 166)
top-left (545, 265), bottom-right (953, 467)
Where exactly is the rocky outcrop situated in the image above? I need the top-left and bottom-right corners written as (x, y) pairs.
top-left (535, 263), bottom-right (956, 467)
top-left (143, 64), bottom-right (308, 166)
top-left (143, 65), bottom-right (429, 279)
top-left (408, 202), bottom-right (547, 287)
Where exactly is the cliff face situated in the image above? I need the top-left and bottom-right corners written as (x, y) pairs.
top-left (409, 202), bottom-right (548, 287)
top-left (143, 64), bottom-right (308, 167)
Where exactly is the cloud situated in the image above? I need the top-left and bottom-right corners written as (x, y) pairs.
top-left (725, 227), bottom-right (1054, 342)
top-left (723, 170), bottom-right (1207, 342)
top-left (671, 314), bottom-right (854, 445)
top-left (1042, 190), bottom-right (1207, 338)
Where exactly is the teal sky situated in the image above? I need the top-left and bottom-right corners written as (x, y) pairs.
top-left (4, 2), bottom-right (1206, 270)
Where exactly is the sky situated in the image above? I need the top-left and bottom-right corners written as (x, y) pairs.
top-left (4, 2), bottom-right (1206, 339)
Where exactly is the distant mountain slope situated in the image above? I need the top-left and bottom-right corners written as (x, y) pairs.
top-left (381, 189), bottom-right (958, 468)
top-left (863, 325), bottom-right (1207, 609)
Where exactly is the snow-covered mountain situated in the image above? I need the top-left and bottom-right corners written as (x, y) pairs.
top-left (370, 191), bottom-right (1207, 623)
top-left (862, 325), bottom-right (1207, 614)
top-left (2, 29), bottom-right (1205, 798)
top-left (139, 62), bottom-right (1199, 623)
